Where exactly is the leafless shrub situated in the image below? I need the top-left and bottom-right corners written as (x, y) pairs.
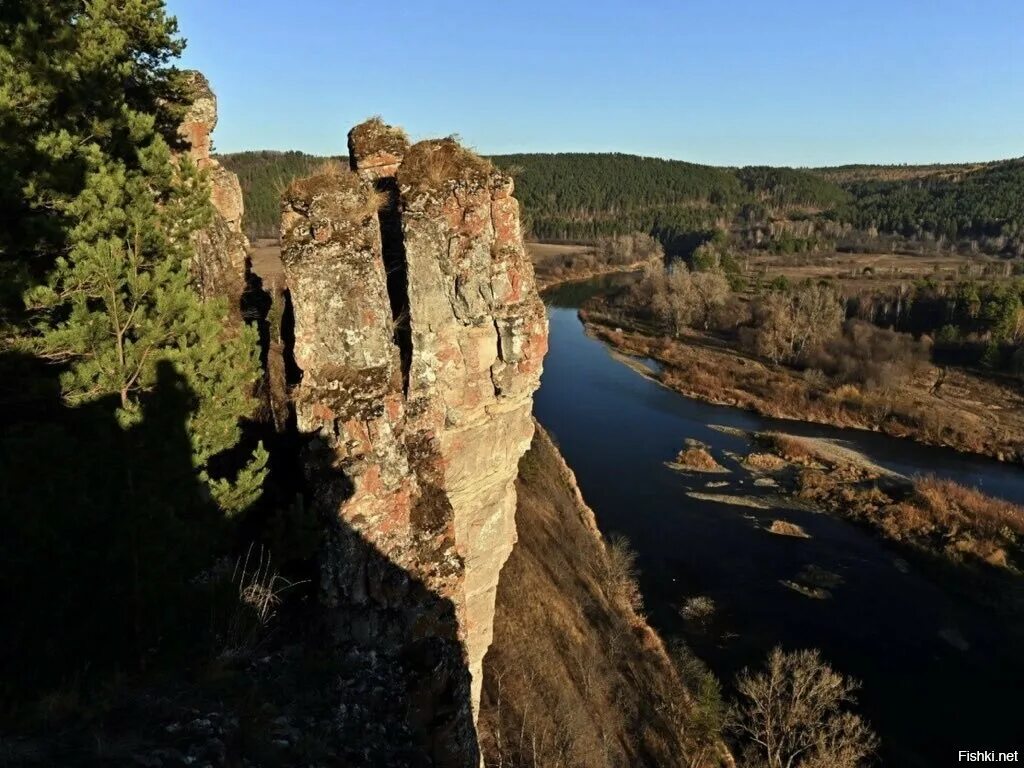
top-left (679, 596), bottom-right (717, 628)
top-left (711, 294), bottom-right (752, 331)
top-left (806, 320), bottom-right (932, 391)
top-left (731, 647), bottom-right (878, 768)
top-left (605, 534), bottom-right (644, 615)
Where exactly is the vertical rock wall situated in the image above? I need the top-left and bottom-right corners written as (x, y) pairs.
top-left (178, 72), bottom-right (249, 300)
top-left (281, 119), bottom-right (547, 761)
top-left (396, 138), bottom-right (547, 712)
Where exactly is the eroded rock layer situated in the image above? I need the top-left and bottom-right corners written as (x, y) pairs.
top-left (281, 119), bottom-right (547, 763)
top-left (178, 71), bottom-right (249, 300)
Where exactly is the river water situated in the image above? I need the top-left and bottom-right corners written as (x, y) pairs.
top-left (535, 277), bottom-right (1024, 766)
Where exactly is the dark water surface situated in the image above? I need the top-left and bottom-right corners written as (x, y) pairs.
top-left (535, 278), bottom-right (1024, 767)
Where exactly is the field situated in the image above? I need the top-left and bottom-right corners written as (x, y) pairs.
top-left (247, 238), bottom-right (640, 292)
top-left (745, 249), bottom-right (1009, 294)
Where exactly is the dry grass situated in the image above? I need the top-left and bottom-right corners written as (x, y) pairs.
top-left (912, 476), bottom-right (1024, 536)
top-left (879, 477), bottom-right (1024, 567)
top-left (744, 452), bottom-right (788, 472)
top-left (219, 545), bottom-right (305, 660)
top-left (768, 520), bottom-right (811, 538)
top-left (788, 460), bottom-right (1023, 570)
top-left (310, 158), bottom-right (346, 178)
top-left (670, 446), bottom-right (728, 473)
top-left (283, 163), bottom-right (389, 222)
top-left (480, 427), bottom-right (728, 768)
top-left (348, 116), bottom-right (409, 157)
top-left (397, 138), bottom-right (495, 191)
top-left (761, 434), bottom-right (818, 464)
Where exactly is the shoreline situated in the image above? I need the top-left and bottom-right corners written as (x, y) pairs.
top-left (581, 310), bottom-right (1024, 465)
top-left (534, 261), bottom-right (651, 291)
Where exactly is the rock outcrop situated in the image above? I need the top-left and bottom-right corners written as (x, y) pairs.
top-left (280, 119), bottom-right (547, 763)
top-left (178, 71), bottom-right (249, 300)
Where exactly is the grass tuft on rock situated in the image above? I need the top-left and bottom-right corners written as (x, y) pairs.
top-left (398, 138), bottom-right (497, 191)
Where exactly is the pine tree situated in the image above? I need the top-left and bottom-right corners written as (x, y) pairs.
top-left (2, 0), bottom-right (266, 515)
top-left (0, 0), bottom-right (267, 692)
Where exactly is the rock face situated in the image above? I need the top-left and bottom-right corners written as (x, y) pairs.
top-left (178, 71), bottom-right (249, 299)
top-left (280, 119), bottom-right (547, 763)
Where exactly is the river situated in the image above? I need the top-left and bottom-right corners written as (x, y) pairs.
top-left (535, 277), bottom-right (1024, 767)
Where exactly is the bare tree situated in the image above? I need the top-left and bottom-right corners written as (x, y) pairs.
top-left (660, 264), bottom-right (731, 334)
top-left (690, 270), bottom-right (731, 331)
top-left (595, 232), bottom-right (664, 268)
top-left (731, 647), bottom-right (878, 768)
top-left (665, 265), bottom-right (698, 333)
top-left (748, 285), bottom-right (844, 363)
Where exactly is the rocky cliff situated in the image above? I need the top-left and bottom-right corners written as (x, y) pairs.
top-left (178, 71), bottom-right (249, 300)
top-left (279, 118), bottom-right (547, 763)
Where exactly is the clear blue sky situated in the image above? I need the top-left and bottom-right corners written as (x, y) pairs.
top-left (168, 0), bottom-right (1023, 167)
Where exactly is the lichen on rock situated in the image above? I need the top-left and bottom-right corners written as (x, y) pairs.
top-left (176, 70), bottom-right (248, 301)
top-left (280, 120), bottom-right (548, 764)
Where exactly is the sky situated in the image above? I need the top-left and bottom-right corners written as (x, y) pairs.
top-left (168, 0), bottom-right (1023, 167)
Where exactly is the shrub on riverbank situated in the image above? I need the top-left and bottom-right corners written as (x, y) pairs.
top-left (670, 445), bottom-right (729, 474)
top-left (887, 477), bottom-right (1024, 567)
top-left (786, 454), bottom-right (1024, 571)
top-left (583, 312), bottom-right (1024, 463)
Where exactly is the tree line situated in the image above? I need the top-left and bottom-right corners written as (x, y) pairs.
top-left (222, 148), bottom-right (1024, 261)
top-left (219, 150), bottom-right (342, 239)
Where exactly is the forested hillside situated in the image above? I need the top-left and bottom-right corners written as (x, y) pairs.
top-left (834, 160), bottom-right (1024, 252)
top-left (220, 150), bottom-right (341, 238)
top-left (221, 149), bottom-right (1024, 258)
top-left (490, 153), bottom-right (851, 250)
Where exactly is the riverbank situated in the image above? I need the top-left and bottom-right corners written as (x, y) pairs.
top-left (582, 308), bottom-right (1024, 463)
top-left (738, 430), bottom-right (1024, 628)
top-left (536, 296), bottom-right (1024, 766)
top-left (751, 432), bottom-right (1024, 572)
top-left (525, 240), bottom-right (660, 290)
top-left (533, 259), bottom-right (655, 291)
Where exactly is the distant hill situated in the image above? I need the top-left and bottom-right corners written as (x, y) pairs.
top-left (833, 159), bottom-right (1024, 247)
top-left (221, 150), bottom-right (1024, 258)
top-left (490, 153), bottom-right (848, 250)
top-left (219, 151), bottom-right (343, 239)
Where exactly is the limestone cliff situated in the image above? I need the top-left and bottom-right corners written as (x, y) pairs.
top-left (279, 119), bottom-right (547, 763)
top-left (178, 71), bottom-right (249, 300)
